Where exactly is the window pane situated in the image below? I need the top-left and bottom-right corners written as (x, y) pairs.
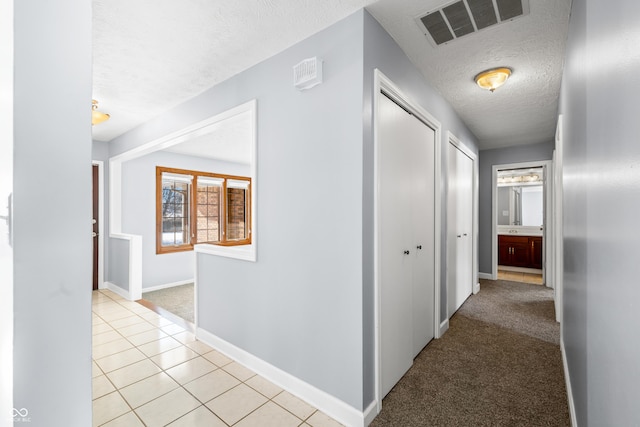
top-left (196, 184), bottom-right (221, 243)
top-left (208, 229), bottom-right (219, 242)
top-left (161, 178), bottom-right (190, 247)
top-left (227, 187), bottom-right (247, 241)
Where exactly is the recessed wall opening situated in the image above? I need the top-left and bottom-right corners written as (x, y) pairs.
top-left (107, 100), bottom-right (257, 309)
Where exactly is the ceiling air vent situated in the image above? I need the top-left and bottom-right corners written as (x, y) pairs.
top-left (417, 0), bottom-right (529, 46)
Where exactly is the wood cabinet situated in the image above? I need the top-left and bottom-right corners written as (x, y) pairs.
top-left (498, 235), bottom-right (542, 269)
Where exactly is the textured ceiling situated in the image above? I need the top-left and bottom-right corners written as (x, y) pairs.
top-left (367, 0), bottom-right (571, 149)
top-left (92, 0), bottom-right (378, 142)
top-left (92, 0), bottom-right (571, 151)
top-left (162, 109), bottom-right (252, 165)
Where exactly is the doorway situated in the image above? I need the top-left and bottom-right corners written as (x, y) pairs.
top-left (92, 161), bottom-right (104, 290)
top-left (492, 161), bottom-right (552, 286)
top-left (92, 164), bottom-right (99, 290)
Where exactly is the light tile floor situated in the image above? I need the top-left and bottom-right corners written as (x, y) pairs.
top-left (497, 269), bottom-right (544, 285)
top-left (92, 289), bottom-right (343, 427)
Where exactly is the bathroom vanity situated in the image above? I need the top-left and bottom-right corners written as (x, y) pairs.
top-left (498, 232), bottom-right (543, 269)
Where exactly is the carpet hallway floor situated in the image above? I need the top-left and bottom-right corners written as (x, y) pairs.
top-left (371, 279), bottom-right (570, 427)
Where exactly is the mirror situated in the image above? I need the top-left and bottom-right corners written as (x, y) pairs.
top-left (497, 167), bottom-right (543, 226)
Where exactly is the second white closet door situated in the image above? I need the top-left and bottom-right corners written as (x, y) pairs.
top-left (447, 142), bottom-right (473, 316)
top-left (408, 111), bottom-right (435, 359)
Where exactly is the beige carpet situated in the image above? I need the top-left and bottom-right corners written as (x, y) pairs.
top-left (141, 283), bottom-right (194, 323)
top-left (371, 279), bottom-right (570, 427)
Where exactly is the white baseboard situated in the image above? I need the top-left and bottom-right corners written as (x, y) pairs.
top-left (473, 282), bottom-right (480, 294)
top-left (196, 327), bottom-right (366, 427)
top-left (438, 318), bottom-right (449, 338)
top-left (363, 400), bottom-right (378, 426)
top-left (142, 279), bottom-right (194, 293)
top-left (104, 281), bottom-right (132, 300)
top-left (560, 338), bottom-right (578, 427)
top-left (478, 272), bottom-right (492, 280)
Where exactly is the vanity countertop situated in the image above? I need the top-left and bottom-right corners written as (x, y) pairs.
top-left (497, 225), bottom-right (543, 236)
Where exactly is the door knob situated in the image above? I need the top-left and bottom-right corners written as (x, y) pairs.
top-left (403, 250), bottom-right (410, 255)
top-left (457, 235), bottom-right (462, 238)
top-left (416, 245), bottom-right (422, 250)
top-left (92, 232), bottom-right (98, 238)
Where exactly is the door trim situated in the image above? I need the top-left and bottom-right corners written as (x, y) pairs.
top-left (373, 69), bottom-right (442, 413)
top-left (553, 114), bottom-right (564, 322)
top-left (92, 160), bottom-right (105, 289)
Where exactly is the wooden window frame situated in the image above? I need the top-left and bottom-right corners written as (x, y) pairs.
top-left (156, 166), bottom-right (251, 254)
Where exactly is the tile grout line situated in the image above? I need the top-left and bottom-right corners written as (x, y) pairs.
top-left (93, 290), bottom-right (339, 427)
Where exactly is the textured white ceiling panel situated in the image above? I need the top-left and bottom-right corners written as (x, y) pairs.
top-left (367, 0), bottom-right (571, 149)
top-left (92, 0), bottom-right (378, 142)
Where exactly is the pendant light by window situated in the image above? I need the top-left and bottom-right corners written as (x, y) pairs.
top-left (92, 99), bottom-right (110, 125)
top-left (474, 67), bottom-right (512, 92)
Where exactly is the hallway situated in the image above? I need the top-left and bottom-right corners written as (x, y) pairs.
top-left (371, 279), bottom-right (569, 426)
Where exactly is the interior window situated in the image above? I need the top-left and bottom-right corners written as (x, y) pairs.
top-left (156, 166), bottom-right (251, 254)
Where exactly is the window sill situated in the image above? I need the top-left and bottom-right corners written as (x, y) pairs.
top-left (194, 242), bottom-right (256, 262)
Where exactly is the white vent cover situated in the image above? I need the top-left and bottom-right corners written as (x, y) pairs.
top-left (293, 57), bottom-right (323, 90)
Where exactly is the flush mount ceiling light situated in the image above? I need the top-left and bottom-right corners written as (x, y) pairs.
top-left (92, 99), bottom-right (110, 126)
top-left (474, 67), bottom-right (512, 92)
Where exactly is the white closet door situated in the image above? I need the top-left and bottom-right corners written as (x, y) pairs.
top-left (447, 143), bottom-right (459, 316)
top-left (457, 147), bottom-right (473, 309)
top-left (408, 114), bottom-right (435, 358)
top-left (379, 94), bottom-right (414, 398)
top-left (379, 94), bottom-right (436, 397)
top-left (447, 142), bottom-right (473, 316)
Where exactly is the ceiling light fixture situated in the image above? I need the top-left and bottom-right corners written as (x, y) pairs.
top-left (92, 99), bottom-right (110, 126)
top-left (474, 67), bottom-right (512, 92)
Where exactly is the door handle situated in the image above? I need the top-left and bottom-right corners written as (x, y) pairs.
top-left (92, 232), bottom-right (99, 238)
top-left (416, 245), bottom-right (422, 250)
top-left (403, 250), bottom-right (410, 255)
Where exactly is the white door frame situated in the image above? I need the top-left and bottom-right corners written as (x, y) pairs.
top-left (491, 160), bottom-right (553, 283)
top-left (92, 160), bottom-right (105, 289)
top-left (553, 115), bottom-right (564, 322)
top-left (373, 69), bottom-right (442, 413)
top-left (446, 134), bottom-right (479, 320)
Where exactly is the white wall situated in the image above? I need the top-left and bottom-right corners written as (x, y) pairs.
top-left (13, 0), bottom-right (93, 425)
top-left (560, 0), bottom-right (640, 424)
top-left (0, 0), bottom-right (13, 423)
top-left (108, 11), bottom-right (366, 412)
top-left (120, 150), bottom-right (249, 289)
